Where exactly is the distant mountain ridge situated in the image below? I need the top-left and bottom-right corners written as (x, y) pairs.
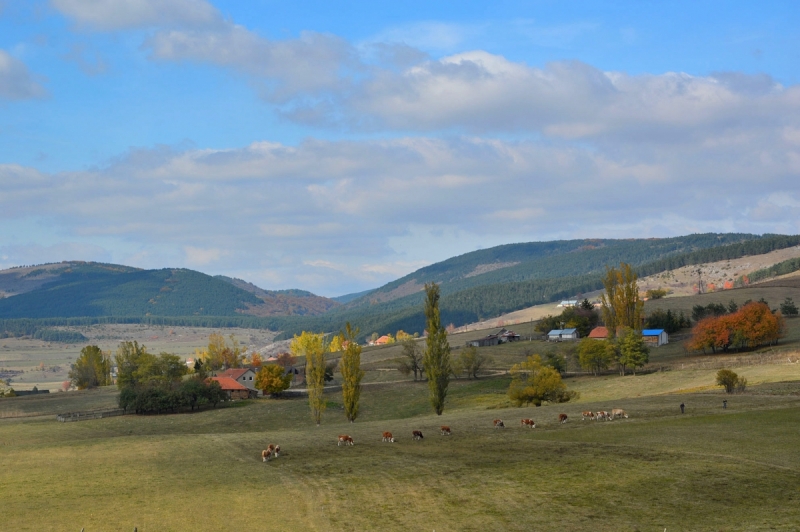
top-left (0, 262), bottom-right (337, 319)
top-left (1, 234), bottom-right (799, 343)
top-left (214, 275), bottom-right (340, 316)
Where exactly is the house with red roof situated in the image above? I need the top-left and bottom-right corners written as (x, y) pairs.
top-left (219, 368), bottom-right (259, 395)
top-left (373, 335), bottom-right (392, 346)
top-left (588, 327), bottom-right (610, 340)
top-left (208, 376), bottom-right (252, 400)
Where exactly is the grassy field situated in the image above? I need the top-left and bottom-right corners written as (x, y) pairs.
top-left (3, 357), bottom-right (800, 531)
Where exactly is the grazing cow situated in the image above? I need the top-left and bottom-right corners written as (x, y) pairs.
top-left (264, 443), bottom-right (276, 461)
top-left (610, 408), bottom-right (629, 420)
top-left (382, 431), bottom-right (395, 442)
top-left (338, 434), bottom-right (354, 446)
top-left (596, 411), bottom-right (609, 421)
top-left (493, 419), bottom-right (505, 428)
top-left (558, 413), bottom-right (568, 424)
top-left (412, 430), bottom-right (424, 440)
top-left (440, 426), bottom-right (452, 436)
top-left (581, 411), bottom-right (595, 421)
top-left (520, 418), bottom-right (536, 428)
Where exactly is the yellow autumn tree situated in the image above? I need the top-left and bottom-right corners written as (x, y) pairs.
top-left (255, 364), bottom-right (291, 396)
top-left (600, 262), bottom-right (644, 335)
top-left (508, 354), bottom-right (577, 407)
top-left (339, 323), bottom-right (364, 423)
top-left (328, 334), bottom-right (344, 353)
top-left (291, 331), bottom-right (327, 425)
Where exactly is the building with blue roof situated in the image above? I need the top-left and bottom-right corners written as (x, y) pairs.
top-left (642, 329), bottom-right (669, 347)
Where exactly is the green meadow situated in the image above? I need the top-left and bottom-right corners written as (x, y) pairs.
top-left (3, 359), bottom-right (800, 531)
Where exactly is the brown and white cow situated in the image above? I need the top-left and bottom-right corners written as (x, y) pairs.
top-left (493, 419), bottom-right (505, 428)
top-left (382, 431), bottom-right (395, 442)
top-left (440, 426), bottom-right (452, 436)
top-left (596, 411), bottom-right (609, 421)
top-left (558, 413), bottom-right (568, 424)
top-left (520, 418), bottom-right (536, 428)
top-left (262, 444), bottom-right (277, 462)
top-left (581, 411), bottom-right (595, 421)
top-left (610, 408), bottom-right (629, 420)
top-left (412, 430), bottom-right (424, 440)
top-left (273, 445), bottom-right (281, 458)
top-left (338, 434), bottom-right (354, 446)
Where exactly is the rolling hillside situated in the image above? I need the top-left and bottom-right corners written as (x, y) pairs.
top-left (342, 233), bottom-right (765, 309)
top-left (0, 263), bottom-right (338, 319)
top-left (1, 234), bottom-right (800, 343)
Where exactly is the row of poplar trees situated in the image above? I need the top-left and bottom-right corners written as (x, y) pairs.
top-left (296, 282), bottom-right (452, 425)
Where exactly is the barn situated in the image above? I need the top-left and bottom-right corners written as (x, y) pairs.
top-left (642, 329), bottom-right (669, 347)
top-left (547, 328), bottom-right (579, 342)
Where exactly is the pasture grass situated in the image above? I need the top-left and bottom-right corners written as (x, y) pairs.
top-left (3, 367), bottom-right (800, 531)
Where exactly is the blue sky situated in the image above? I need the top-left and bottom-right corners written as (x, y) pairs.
top-left (1, 1), bottom-right (799, 296)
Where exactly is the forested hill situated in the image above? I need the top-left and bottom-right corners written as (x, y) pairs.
top-left (267, 233), bottom-right (800, 340)
top-left (1, 234), bottom-right (799, 342)
top-left (0, 265), bottom-right (337, 319)
top-left (342, 233), bottom-right (766, 309)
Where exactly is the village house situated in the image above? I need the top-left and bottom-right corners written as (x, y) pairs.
top-left (208, 376), bottom-right (252, 400)
top-left (218, 368), bottom-right (260, 396)
top-left (588, 326), bottom-right (610, 340)
top-left (372, 335), bottom-right (392, 346)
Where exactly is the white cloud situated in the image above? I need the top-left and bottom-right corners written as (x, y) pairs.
top-left (145, 27), bottom-right (355, 102)
top-left (0, 50), bottom-right (47, 100)
top-left (1, 124), bottom-right (799, 293)
top-left (183, 246), bottom-right (225, 266)
top-left (50, 0), bottom-right (220, 31)
top-left (342, 53), bottom-right (800, 139)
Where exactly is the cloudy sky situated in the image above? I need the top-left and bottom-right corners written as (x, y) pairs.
top-left (1, 1), bottom-right (799, 296)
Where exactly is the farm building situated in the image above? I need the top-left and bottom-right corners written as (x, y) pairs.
top-left (547, 328), bottom-right (579, 342)
top-left (466, 328), bottom-right (522, 348)
top-left (498, 329), bottom-right (521, 343)
top-left (642, 329), bottom-right (669, 347)
top-left (588, 327), bottom-right (610, 339)
top-left (467, 334), bottom-right (500, 348)
top-left (219, 368), bottom-right (260, 396)
top-left (208, 376), bottom-right (254, 400)
top-left (557, 300), bottom-right (578, 308)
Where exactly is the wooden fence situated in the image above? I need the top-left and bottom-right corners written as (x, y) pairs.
top-left (56, 409), bottom-right (126, 422)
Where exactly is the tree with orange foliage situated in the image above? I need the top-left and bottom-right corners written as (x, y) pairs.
top-left (688, 302), bottom-right (782, 353)
top-left (250, 352), bottom-right (263, 369)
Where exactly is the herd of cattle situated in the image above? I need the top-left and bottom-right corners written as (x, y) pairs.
top-left (262, 408), bottom-right (631, 458)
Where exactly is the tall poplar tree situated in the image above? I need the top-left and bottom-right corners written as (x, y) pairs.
top-left (600, 262), bottom-right (644, 335)
top-left (423, 283), bottom-right (451, 415)
top-left (292, 331), bottom-right (326, 425)
top-left (339, 322), bottom-right (364, 423)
